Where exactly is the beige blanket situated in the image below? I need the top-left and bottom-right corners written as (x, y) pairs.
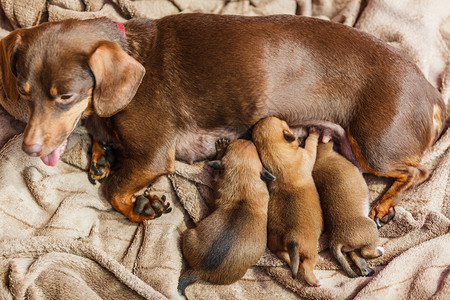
top-left (0, 1), bottom-right (449, 299)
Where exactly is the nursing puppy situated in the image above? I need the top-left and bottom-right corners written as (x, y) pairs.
top-left (178, 139), bottom-right (274, 295)
top-left (252, 117), bottom-right (323, 287)
top-left (313, 141), bottom-right (384, 277)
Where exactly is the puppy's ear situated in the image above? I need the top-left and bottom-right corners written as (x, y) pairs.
top-left (261, 167), bottom-right (275, 182)
top-left (283, 130), bottom-right (297, 143)
top-left (88, 41), bottom-right (145, 117)
top-left (0, 31), bottom-right (21, 102)
top-left (208, 160), bottom-right (222, 170)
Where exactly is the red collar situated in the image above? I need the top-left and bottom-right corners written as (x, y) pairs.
top-left (113, 21), bottom-right (125, 35)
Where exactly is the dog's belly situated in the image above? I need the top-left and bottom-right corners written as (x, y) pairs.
top-left (175, 128), bottom-right (242, 163)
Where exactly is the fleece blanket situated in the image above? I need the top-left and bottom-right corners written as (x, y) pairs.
top-left (0, 1), bottom-right (449, 299)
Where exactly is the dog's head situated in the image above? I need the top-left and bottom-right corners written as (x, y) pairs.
top-left (0, 18), bottom-right (145, 166)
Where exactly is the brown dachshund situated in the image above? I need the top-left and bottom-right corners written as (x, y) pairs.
top-left (253, 117), bottom-right (323, 287)
top-left (0, 14), bottom-right (445, 225)
top-left (313, 141), bottom-right (384, 277)
top-left (178, 139), bottom-right (274, 295)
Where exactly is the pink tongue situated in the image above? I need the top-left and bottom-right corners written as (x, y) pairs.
top-left (40, 141), bottom-right (66, 166)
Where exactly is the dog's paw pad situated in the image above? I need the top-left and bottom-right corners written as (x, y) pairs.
top-left (88, 141), bottom-right (115, 185)
top-left (132, 193), bottom-right (172, 220)
top-left (134, 195), bottom-right (149, 214)
top-left (144, 206), bottom-right (155, 217)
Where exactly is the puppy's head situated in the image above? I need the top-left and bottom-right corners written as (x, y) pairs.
top-left (252, 116), bottom-right (299, 152)
top-left (0, 18), bottom-right (145, 166)
top-left (209, 139), bottom-right (275, 183)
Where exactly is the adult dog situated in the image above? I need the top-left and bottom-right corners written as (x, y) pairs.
top-left (0, 13), bottom-right (445, 224)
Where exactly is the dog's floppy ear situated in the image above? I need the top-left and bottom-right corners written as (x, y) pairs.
top-left (0, 31), bottom-right (21, 103)
top-left (261, 167), bottom-right (275, 182)
top-left (88, 41), bottom-right (145, 117)
top-left (283, 130), bottom-right (297, 143)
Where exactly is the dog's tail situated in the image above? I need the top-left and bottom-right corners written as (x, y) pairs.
top-left (287, 241), bottom-right (300, 278)
top-left (331, 245), bottom-right (359, 278)
top-left (177, 270), bottom-right (200, 296)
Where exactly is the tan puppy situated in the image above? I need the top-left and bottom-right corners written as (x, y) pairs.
top-left (312, 141), bottom-right (384, 277)
top-left (178, 139), bottom-right (274, 295)
top-left (252, 117), bottom-right (323, 287)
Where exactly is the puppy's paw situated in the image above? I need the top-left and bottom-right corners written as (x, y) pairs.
top-left (88, 141), bottom-right (115, 185)
top-left (133, 193), bottom-right (172, 219)
top-left (362, 266), bottom-right (375, 277)
top-left (214, 138), bottom-right (231, 160)
top-left (215, 138), bottom-right (231, 152)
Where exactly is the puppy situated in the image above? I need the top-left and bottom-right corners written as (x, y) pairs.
top-left (312, 141), bottom-right (383, 277)
top-left (178, 139), bottom-right (274, 295)
top-left (252, 117), bottom-right (323, 287)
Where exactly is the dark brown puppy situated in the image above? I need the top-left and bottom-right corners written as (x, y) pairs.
top-left (0, 14), bottom-right (446, 224)
top-left (178, 139), bottom-right (273, 295)
top-left (253, 117), bottom-right (323, 287)
top-left (313, 141), bottom-right (383, 278)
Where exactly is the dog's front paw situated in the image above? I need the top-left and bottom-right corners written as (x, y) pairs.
top-left (133, 192), bottom-right (172, 219)
top-left (88, 141), bottom-right (115, 185)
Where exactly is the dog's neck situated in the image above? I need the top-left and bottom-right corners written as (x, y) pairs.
top-left (122, 19), bottom-right (157, 64)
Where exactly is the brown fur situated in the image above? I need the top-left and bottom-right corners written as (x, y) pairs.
top-left (0, 14), bottom-right (446, 223)
top-left (252, 117), bottom-right (323, 287)
top-left (313, 142), bottom-right (383, 278)
top-left (179, 140), bottom-right (270, 294)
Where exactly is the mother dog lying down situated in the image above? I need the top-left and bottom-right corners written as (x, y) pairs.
top-left (0, 13), bottom-right (445, 224)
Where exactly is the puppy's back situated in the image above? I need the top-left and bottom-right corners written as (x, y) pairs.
top-left (181, 139), bottom-right (270, 287)
top-left (313, 142), bottom-right (370, 222)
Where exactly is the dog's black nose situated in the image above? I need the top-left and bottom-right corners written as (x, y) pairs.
top-left (22, 143), bottom-right (43, 156)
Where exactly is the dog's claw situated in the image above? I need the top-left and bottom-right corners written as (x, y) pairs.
top-left (374, 217), bottom-right (382, 229)
top-left (88, 173), bottom-right (96, 185)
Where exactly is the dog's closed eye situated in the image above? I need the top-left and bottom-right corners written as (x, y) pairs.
top-left (283, 130), bottom-right (296, 143)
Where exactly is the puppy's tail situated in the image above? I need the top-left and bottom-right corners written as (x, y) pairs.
top-left (332, 245), bottom-right (359, 278)
top-left (177, 270), bottom-right (200, 296)
top-left (287, 241), bottom-right (300, 278)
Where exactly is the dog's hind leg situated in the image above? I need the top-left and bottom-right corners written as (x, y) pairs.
top-left (360, 245), bottom-right (384, 259)
top-left (299, 256), bottom-right (321, 287)
top-left (348, 251), bottom-right (374, 276)
top-left (368, 165), bottom-right (429, 228)
top-left (346, 128), bottom-right (431, 227)
top-left (332, 245), bottom-right (359, 278)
